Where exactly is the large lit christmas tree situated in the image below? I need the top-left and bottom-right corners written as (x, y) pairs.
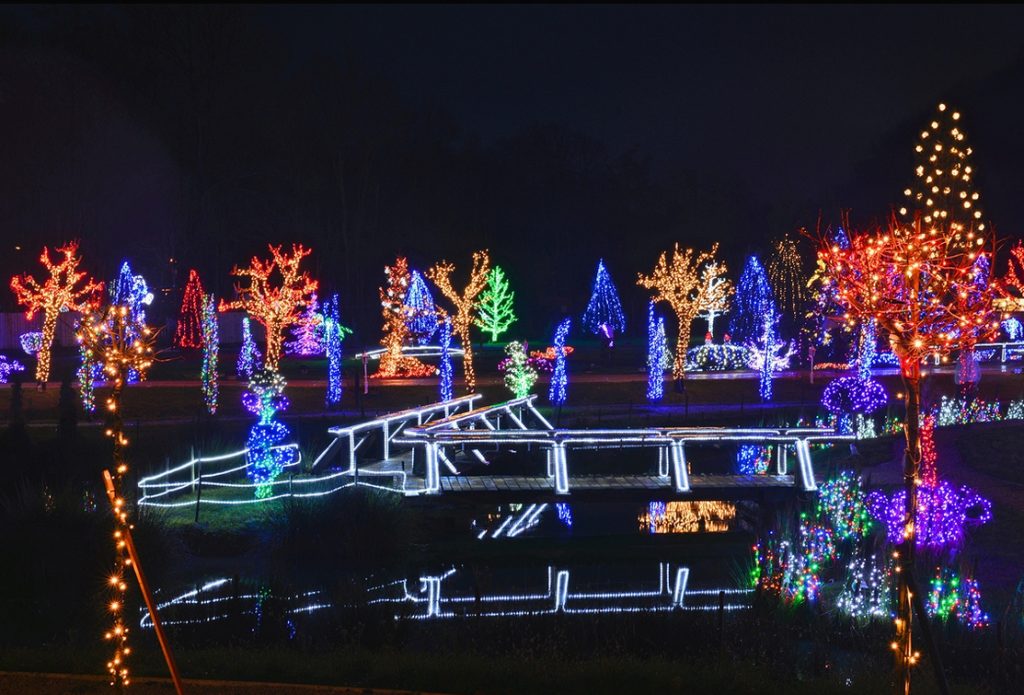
top-left (582, 259), bottom-right (626, 342)
top-left (404, 270), bottom-right (439, 345)
top-left (730, 255), bottom-right (774, 345)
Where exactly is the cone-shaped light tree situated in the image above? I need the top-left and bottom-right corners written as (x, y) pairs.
top-left (729, 256), bottom-right (774, 344)
top-left (375, 257), bottom-right (435, 378)
top-left (696, 260), bottom-right (733, 336)
top-left (637, 243), bottom-right (718, 380)
top-left (475, 265), bottom-right (517, 342)
top-left (582, 259), bottom-right (626, 340)
top-left (818, 103), bottom-right (1000, 691)
top-left (428, 250), bottom-right (491, 392)
top-left (404, 270), bottom-right (439, 345)
top-left (174, 270), bottom-right (205, 349)
top-left (219, 244), bottom-right (318, 372)
top-left (10, 242), bottom-right (103, 384)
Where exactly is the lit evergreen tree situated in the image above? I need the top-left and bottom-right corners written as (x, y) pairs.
top-left (502, 341), bottom-right (537, 398)
top-left (730, 256), bottom-right (774, 344)
top-left (404, 270), bottom-right (439, 345)
top-left (237, 317), bottom-right (262, 379)
top-left (549, 318), bottom-right (571, 405)
top-left (475, 265), bottom-right (516, 342)
top-left (582, 259), bottom-right (626, 338)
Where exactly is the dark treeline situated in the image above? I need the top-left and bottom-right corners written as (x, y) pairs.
top-left (2, 6), bottom-right (1023, 341)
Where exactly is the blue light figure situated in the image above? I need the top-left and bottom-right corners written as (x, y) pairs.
top-left (646, 301), bottom-right (666, 402)
top-left (549, 318), bottom-right (571, 406)
top-left (438, 316), bottom-right (454, 402)
top-left (582, 259), bottom-right (626, 345)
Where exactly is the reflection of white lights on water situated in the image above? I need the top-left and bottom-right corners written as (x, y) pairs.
top-left (477, 503), bottom-right (548, 539)
top-left (139, 579), bottom-right (330, 629)
top-left (368, 564), bottom-right (752, 620)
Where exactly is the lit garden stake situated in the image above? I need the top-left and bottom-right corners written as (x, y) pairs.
top-left (438, 316), bottom-right (454, 401)
top-left (475, 265), bottom-right (516, 342)
top-left (237, 317), bottom-right (262, 379)
top-left (549, 318), bottom-right (571, 406)
top-left (428, 250), bottom-right (490, 392)
top-left (502, 341), bottom-right (537, 399)
top-left (78, 304), bottom-right (182, 694)
top-left (174, 269), bottom-right (205, 348)
top-left (219, 244), bottom-right (318, 372)
top-left (10, 242), bottom-right (103, 385)
top-left (200, 293), bottom-right (219, 414)
top-left (582, 259), bottom-right (626, 346)
top-left (646, 301), bottom-right (667, 402)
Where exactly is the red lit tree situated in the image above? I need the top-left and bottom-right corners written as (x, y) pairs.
top-left (374, 257), bottom-right (435, 378)
top-left (174, 269), bottom-right (205, 348)
top-left (219, 244), bottom-right (317, 372)
top-left (10, 242), bottom-right (103, 384)
top-left (817, 103), bottom-right (1000, 691)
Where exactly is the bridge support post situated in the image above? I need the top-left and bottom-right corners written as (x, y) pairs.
top-left (658, 447), bottom-right (669, 478)
top-left (671, 566), bottom-right (690, 608)
top-left (670, 441), bottom-right (689, 493)
top-left (552, 442), bottom-right (569, 494)
top-left (776, 444), bottom-right (788, 475)
top-left (382, 421), bottom-right (390, 460)
top-left (425, 442), bottom-right (441, 494)
top-left (546, 449), bottom-right (554, 478)
top-left (795, 439), bottom-right (816, 492)
top-left (554, 569), bottom-right (569, 612)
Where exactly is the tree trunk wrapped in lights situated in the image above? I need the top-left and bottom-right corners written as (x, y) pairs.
top-left (428, 250), bottom-right (491, 392)
top-left (817, 104), bottom-right (999, 693)
top-left (10, 242), bottom-right (103, 384)
top-left (374, 257), bottom-right (436, 378)
top-left (219, 244), bottom-right (317, 372)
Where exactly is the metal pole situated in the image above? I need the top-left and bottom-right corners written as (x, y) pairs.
top-left (102, 470), bottom-right (185, 695)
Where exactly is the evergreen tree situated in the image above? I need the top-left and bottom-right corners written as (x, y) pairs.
top-left (730, 256), bottom-right (774, 344)
top-left (549, 319), bottom-right (571, 406)
top-left (404, 270), bottom-right (439, 345)
top-left (475, 265), bottom-right (516, 342)
top-left (175, 269), bottom-right (205, 349)
top-left (502, 341), bottom-right (537, 398)
top-left (582, 259), bottom-right (626, 338)
top-left (285, 292), bottom-right (323, 356)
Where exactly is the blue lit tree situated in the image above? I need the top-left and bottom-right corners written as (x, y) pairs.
top-left (549, 318), bottom-right (571, 406)
top-left (110, 261), bottom-right (154, 383)
top-left (730, 256), bottom-right (774, 344)
top-left (744, 302), bottom-right (794, 402)
top-left (646, 301), bottom-right (667, 402)
top-left (438, 315), bottom-right (454, 402)
top-left (237, 317), bottom-right (262, 379)
top-left (404, 270), bottom-right (439, 345)
top-left (200, 294), bottom-right (219, 414)
top-left (322, 293), bottom-right (350, 408)
top-left (244, 369), bottom-right (293, 498)
top-left (582, 259), bottom-right (626, 344)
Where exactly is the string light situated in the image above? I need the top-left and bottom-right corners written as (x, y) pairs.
top-left (730, 255), bottom-right (774, 344)
top-left (438, 316), bottom-right (454, 402)
top-left (767, 234), bottom-right (806, 322)
top-left (927, 568), bottom-right (989, 629)
top-left (0, 354), bottom-right (25, 383)
top-left (219, 244), bottom-right (318, 372)
top-left (582, 259), bottom-right (626, 341)
top-left (200, 294), bottom-right (219, 415)
top-left (428, 250), bottom-right (491, 392)
top-left (236, 317), bottom-right (262, 379)
top-left (373, 258), bottom-right (436, 378)
top-left (404, 270), bottom-right (439, 345)
top-left (501, 341), bottom-right (537, 399)
top-left (243, 369), bottom-right (292, 499)
top-left (821, 377), bottom-right (887, 433)
top-left (10, 242), bottom-right (103, 384)
top-left (174, 269), bottom-right (205, 349)
top-left (867, 481), bottom-right (992, 549)
top-left (744, 308), bottom-right (793, 402)
top-left (638, 244), bottom-right (721, 379)
top-left (736, 445), bottom-right (771, 475)
top-left (837, 551), bottom-right (894, 620)
top-left (527, 345), bottom-right (576, 372)
top-left (640, 501), bottom-right (736, 533)
top-left (815, 471), bottom-right (872, 541)
top-left (696, 260), bottom-right (733, 336)
top-left (322, 294), bottom-right (349, 408)
top-left (19, 331), bottom-right (42, 356)
top-left (284, 292), bottom-right (324, 356)
top-left (685, 341), bottom-right (748, 372)
top-left (548, 318), bottom-right (571, 406)
top-left (474, 265), bottom-right (516, 342)
top-left (646, 301), bottom-right (667, 401)
top-left (1001, 316), bottom-right (1022, 340)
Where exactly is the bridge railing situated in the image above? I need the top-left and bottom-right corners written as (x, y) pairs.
top-left (353, 345), bottom-right (466, 361)
top-left (974, 341), bottom-right (1024, 363)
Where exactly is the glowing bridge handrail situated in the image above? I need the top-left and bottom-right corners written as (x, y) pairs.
top-left (354, 345), bottom-right (466, 361)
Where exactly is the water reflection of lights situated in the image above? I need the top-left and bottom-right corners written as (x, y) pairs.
top-left (475, 503), bottom-right (548, 539)
top-left (139, 578), bottom-right (331, 629)
top-left (638, 501), bottom-right (737, 534)
top-left (368, 564), bottom-right (751, 620)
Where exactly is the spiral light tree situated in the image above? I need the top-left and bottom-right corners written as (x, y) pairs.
top-left (219, 244), bottom-right (317, 372)
top-left (428, 250), bottom-right (491, 392)
top-left (10, 242), bottom-right (103, 384)
top-left (818, 103), bottom-right (1000, 694)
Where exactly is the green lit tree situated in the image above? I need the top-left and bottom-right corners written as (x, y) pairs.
top-left (475, 266), bottom-right (516, 342)
top-left (502, 341), bottom-right (537, 398)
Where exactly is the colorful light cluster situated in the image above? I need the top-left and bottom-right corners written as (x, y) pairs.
top-left (200, 294), bottom-right (219, 415)
top-left (527, 345), bottom-right (576, 372)
top-left (555, 502), bottom-right (573, 528)
top-left (582, 259), bottom-right (626, 339)
top-left (174, 269), bottom-right (205, 349)
top-left (640, 501), bottom-right (736, 534)
top-left (501, 341), bottom-right (537, 399)
top-left (19, 331), bottom-right (42, 355)
top-left (220, 244), bottom-right (318, 372)
top-left (867, 480), bottom-right (992, 548)
top-left (836, 550), bottom-right (893, 620)
top-left (696, 260), bottom-right (733, 335)
top-left (428, 250), bottom-right (490, 392)
top-left (11, 242), bottom-right (103, 383)
top-left (110, 262), bottom-right (154, 384)
top-left (646, 301), bottom-right (667, 402)
top-left (438, 316), bottom-right (454, 402)
top-left (404, 270), bottom-right (438, 345)
top-left (475, 265), bottom-right (516, 342)
top-left (927, 568), bottom-right (989, 629)
top-left (685, 342), bottom-right (748, 372)
top-left (548, 318), bottom-right (571, 406)
top-left (815, 471), bottom-right (871, 541)
top-left (933, 395), bottom-right (1001, 427)
top-left (751, 519), bottom-right (836, 604)
top-left (243, 369), bottom-right (292, 499)
top-left (1000, 317), bottom-right (1022, 340)
top-left (76, 334), bottom-right (99, 412)
top-left (374, 257), bottom-right (436, 378)
top-left (0, 354), bottom-right (25, 383)
top-left (736, 444), bottom-right (771, 475)
top-left (237, 317), bottom-right (262, 379)
top-left (821, 376), bottom-right (887, 433)
top-left (285, 292), bottom-right (324, 356)
top-left (638, 243), bottom-right (721, 379)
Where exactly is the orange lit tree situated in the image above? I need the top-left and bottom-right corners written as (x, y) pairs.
top-left (428, 250), bottom-right (490, 392)
top-left (219, 244), bottom-right (317, 372)
top-left (374, 257), bottom-right (435, 378)
top-left (637, 243), bottom-right (719, 380)
top-left (818, 103), bottom-right (1000, 692)
top-left (10, 242), bottom-right (103, 384)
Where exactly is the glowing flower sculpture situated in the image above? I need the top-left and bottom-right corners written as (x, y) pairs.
top-left (11, 242), bottom-right (103, 383)
top-left (243, 369), bottom-right (293, 498)
top-left (0, 355), bottom-right (25, 384)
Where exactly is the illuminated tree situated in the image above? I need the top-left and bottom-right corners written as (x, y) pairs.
top-left (582, 259), bottom-right (626, 341)
top-left (646, 301), bottom-right (667, 402)
top-left (200, 294), bottom-right (219, 415)
top-left (285, 292), bottom-right (323, 356)
top-left (743, 306), bottom-right (794, 402)
top-left (637, 243), bottom-right (717, 380)
top-left (404, 270), bottom-right (439, 345)
top-left (322, 294), bottom-right (351, 408)
top-left (502, 341), bottom-right (537, 399)
top-left (438, 315), bottom-right (454, 402)
top-left (174, 269), bottom-right (205, 349)
top-left (696, 260), bottom-right (733, 336)
top-left (475, 265), bottom-right (517, 342)
top-left (237, 317), bottom-right (262, 379)
top-left (110, 261), bottom-right (154, 383)
top-left (549, 318), bottom-right (571, 405)
top-left (375, 257), bottom-right (435, 378)
top-left (219, 244), bottom-right (318, 372)
top-left (10, 242), bottom-right (103, 384)
top-left (767, 234), bottom-right (806, 324)
top-left (1003, 241), bottom-right (1024, 299)
top-left (243, 369), bottom-right (293, 498)
top-left (428, 250), bottom-right (491, 392)
top-left (818, 106), bottom-right (1000, 690)
top-left (729, 255), bottom-right (774, 345)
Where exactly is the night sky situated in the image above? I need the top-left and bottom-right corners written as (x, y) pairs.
top-left (2, 5), bottom-right (1023, 337)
